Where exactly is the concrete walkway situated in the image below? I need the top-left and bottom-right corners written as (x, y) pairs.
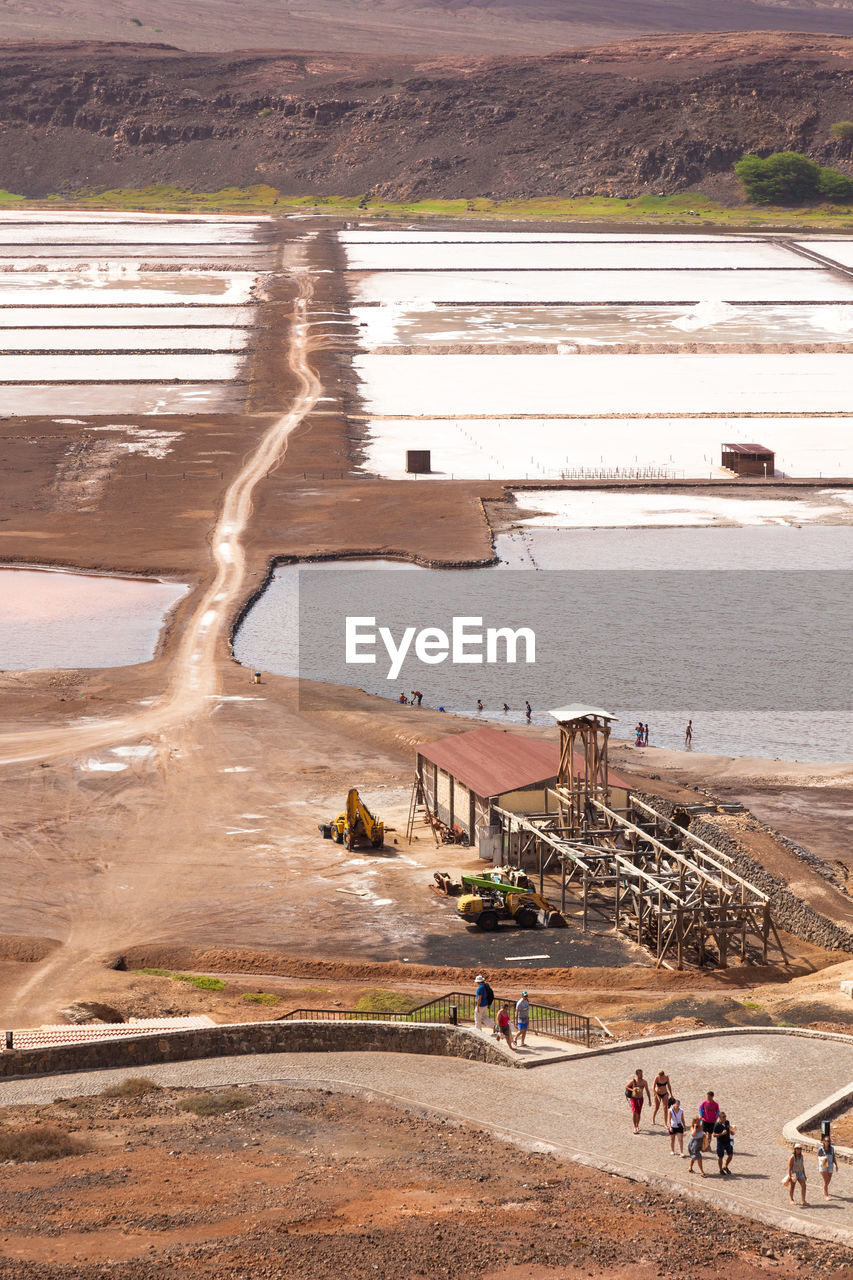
top-left (2, 1030), bottom-right (853, 1243)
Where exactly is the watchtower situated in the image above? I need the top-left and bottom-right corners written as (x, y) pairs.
top-left (549, 703), bottom-right (615, 837)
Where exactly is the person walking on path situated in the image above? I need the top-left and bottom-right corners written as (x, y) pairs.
top-left (785, 1145), bottom-right (807, 1205)
top-left (625, 1068), bottom-right (651, 1134)
top-left (688, 1117), bottom-right (707, 1176)
top-left (652, 1069), bottom-right (672, 1126)
top-left (668, 1098), bottom-right (685, 1156)
top-left (473, 974), bottom-right (493, 1033)
top-left (714, 1111), bottom-right (735, 1176)
top-left (685, 719), bottom-right (693, 748)
top-left (818, 1134), bottom-right (838, 1198)
top-left (495, 1001), bottom-right (516, 1052)
top-left (513, 990), bottom-right (531, 1047)
top-left (699, 1091), bottom-right (720, 1146)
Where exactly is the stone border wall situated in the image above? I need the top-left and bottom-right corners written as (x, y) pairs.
top-left (636, 792), bottom-right (853, 954)
top-left (0, 1020), bottom-right (514, 1081)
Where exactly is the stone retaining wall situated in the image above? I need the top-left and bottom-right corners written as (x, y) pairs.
top-left (637, 792), bottom-right (853, 954)
top-left (0, 1020), bottom-right (513, 1081)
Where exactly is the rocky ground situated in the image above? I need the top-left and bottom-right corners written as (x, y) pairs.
top-left (2, 34), bottom-right (853, 199)
top-left (0, 1081), bottom-right (852, 1278)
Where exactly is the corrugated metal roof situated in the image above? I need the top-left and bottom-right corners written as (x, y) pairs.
top-left (721, 442), bottom-right (774, 455)
top-left (417, 727), bottom-right (559, 798)
top-left (549, 703), bottom-right (615, 723)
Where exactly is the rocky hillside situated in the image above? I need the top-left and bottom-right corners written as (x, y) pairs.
top-left (2, 35), bottom-right (853, 199)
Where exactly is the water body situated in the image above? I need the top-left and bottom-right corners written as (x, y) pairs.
top-left (0, 568), bottom-right (188, 669)
top-left (234, 528), bottom-right (853, 764)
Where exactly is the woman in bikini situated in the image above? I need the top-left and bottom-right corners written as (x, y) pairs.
top-left (625, 1068), bottom-right (651, 1134)
top-left (652, 1069), bottom-right (672, 1126)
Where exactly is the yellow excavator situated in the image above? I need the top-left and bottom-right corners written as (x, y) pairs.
top-left (321, 789), bottom-right (385, 851)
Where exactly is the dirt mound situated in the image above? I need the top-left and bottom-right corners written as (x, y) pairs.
top-left (116, 943), bottom-right (791, 993)
top-left (3, 34), bottom-right (853, 199)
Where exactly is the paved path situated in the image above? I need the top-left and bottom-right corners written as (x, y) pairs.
top-left (2, 1031), bottom-right (853, 1243)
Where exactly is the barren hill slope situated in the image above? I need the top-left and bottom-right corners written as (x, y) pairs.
top-left (5, 0), bottom-right (853, 54)
top-left (2, 34), bottom-right (853, 199)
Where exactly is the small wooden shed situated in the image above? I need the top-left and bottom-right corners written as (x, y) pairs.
top-left (416, 727), bottom-right (560, 842)
top-left (721, 442), bottom-right (775, 477)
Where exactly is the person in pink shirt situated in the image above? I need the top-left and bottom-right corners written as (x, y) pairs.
top-left (699, 1091), bottom-right (720, 1146)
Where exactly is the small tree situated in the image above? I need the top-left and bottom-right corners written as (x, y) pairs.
top-left (818, 166), bottom-right (853, 202)
top-left (734, 151), bottom-right (821, 203)
top-left (830, 121), bottom-right (853, 142)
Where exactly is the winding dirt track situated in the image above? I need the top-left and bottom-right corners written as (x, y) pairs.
top-left (0, 267), bottom-right (320, 768)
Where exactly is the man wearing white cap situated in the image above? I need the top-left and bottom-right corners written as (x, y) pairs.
top-left (474, 974), bottom-right (493, 1032)
top-left (514, 990), bottom-right (531, 1047)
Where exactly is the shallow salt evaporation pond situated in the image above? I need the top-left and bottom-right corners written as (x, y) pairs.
top-left (0, 213), bottom-right (270, 414)
top-left (235, 527), bottom-right (853, 762)
top-left (342, 229), bottom-right (853, 480)
top-left (354, 301), bottom-right (853, 347)
top-left (0, 567), bottom-right (188, 669)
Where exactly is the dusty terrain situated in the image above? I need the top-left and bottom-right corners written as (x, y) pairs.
top-left (0, 1080), bottom-right (852, 1278)
top-left (3, 34), bottom-right (853, 199)
top-left (0, 214), bottom-right (852, 1044)
top-left (8, 0), bottom-right (853, 55)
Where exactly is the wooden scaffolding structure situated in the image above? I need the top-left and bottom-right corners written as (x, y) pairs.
top-left (491, 706), bottom-right (786, 970)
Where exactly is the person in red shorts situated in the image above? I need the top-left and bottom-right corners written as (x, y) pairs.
top-left (625, 1068), bottom-right (651, 1134)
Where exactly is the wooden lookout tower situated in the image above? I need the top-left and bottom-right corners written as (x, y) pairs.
top-left (550, 703), bottom-right (615, 838)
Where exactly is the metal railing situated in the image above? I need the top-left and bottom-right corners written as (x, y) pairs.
top-left (280, 990), bottom-right (592, 1047)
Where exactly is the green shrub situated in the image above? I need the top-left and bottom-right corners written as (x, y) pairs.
top-left (179, 1091), bottom-right (250, 1117)
top-left (0, 1125), bottom-right (86, 1162)
top-left (734, 151), bottom-right (821, 204)
top-left (175, 974), bottom-right (226, 991)
top-left (831, 121), bottom-right (853, 142)
top-left (134, 967), bottom-right (226, 991)
top-left (242, 992), bottom-right (279, 1006)
top-left (129, 16), bottom-right (142, 24)
top-left (818, 166), bottom-right (853, 202)
top-left (354, 989), bottom-right (416, 1014)
top-left (258, 107), bottom-right (272, 118)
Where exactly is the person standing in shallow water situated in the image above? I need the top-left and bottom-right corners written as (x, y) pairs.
top-left (685, 719), bottom-right (693, 748)
top-left (625, 1068), bottom-right (650, 1134)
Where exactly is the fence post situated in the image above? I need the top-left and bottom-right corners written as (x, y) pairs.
top-left (449, 1005), bottom-right (457, 1026)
